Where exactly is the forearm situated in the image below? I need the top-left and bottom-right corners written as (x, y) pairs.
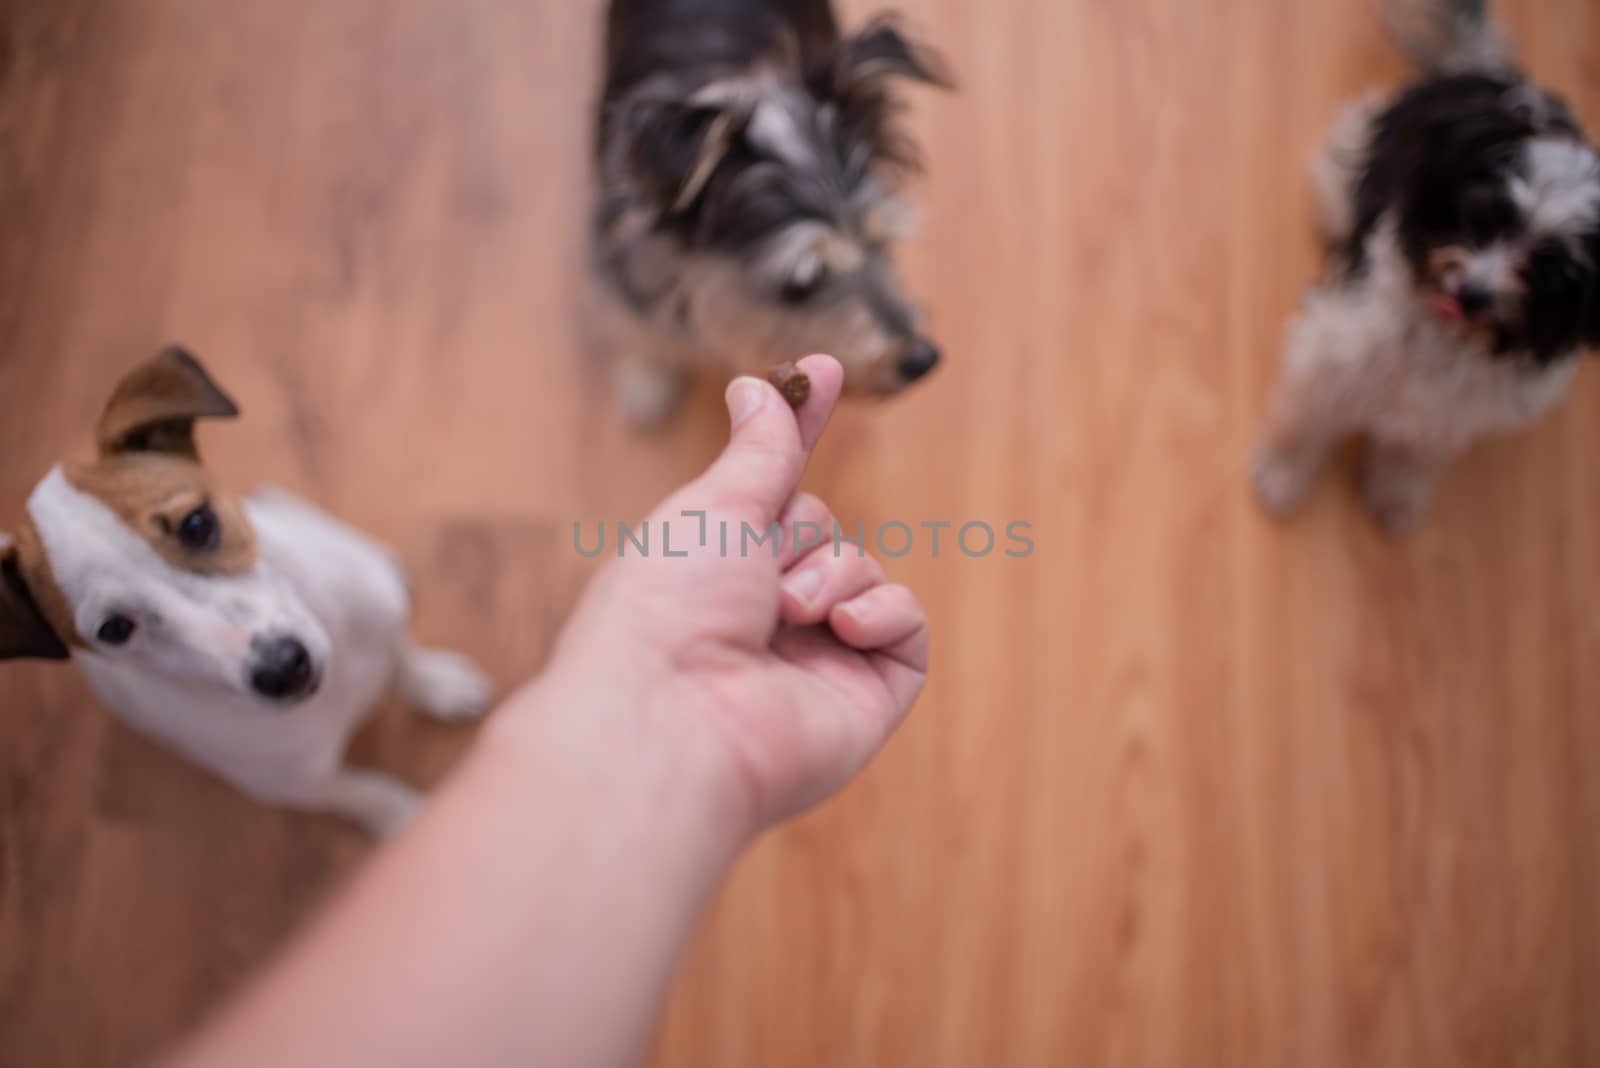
top-left (166, 685), bottom-right (746, 1068)
top-left (161, 355), bottom-right (922, 1068)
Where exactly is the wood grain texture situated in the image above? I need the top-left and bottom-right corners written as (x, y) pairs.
top-left (2, 1), bottom-right (1598, 1065)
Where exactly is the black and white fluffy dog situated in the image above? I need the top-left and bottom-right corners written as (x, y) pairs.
top-left (1254, 0), bottom-right (1600, 533)
top-left (589, 0), bottom-right (951, 427)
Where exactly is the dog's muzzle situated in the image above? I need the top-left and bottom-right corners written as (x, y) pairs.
top-left (248, 634), bottom-right (320, 703)
top-left (897, 338), bottom-right (943, 383)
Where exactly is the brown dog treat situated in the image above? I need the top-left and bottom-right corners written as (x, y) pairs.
top-left (767, 363), bottom-right (812, 409)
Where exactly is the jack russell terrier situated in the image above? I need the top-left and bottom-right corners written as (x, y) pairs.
top-left (0, 347), bottom-right (494, 836)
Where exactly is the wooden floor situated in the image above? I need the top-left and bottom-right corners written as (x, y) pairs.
top-left (2, 1), bottom-right (1599, 1064)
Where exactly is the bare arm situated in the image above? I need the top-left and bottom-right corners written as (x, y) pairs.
top-left (164, 692), bottom-right (744, 1068)
top-left (164, 356), bottom-right (928, 1068)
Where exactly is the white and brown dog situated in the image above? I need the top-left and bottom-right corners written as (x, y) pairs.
top-left (0, 348), bottom-right (493, 836)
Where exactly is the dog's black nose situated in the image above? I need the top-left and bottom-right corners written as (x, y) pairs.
top-left (898, 339), bottom-right (942, 383)
top-left (1457, 281), bottom-right (1494, 318)
top-left (250, 636), bottom-right (316, 701)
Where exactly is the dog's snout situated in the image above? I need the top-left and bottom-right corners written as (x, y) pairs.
top-left (249, 635), bottom-right (317, 702)
top-left (1457, 280), bottom-right (1494, 318)
top-left (898, 339), bottom-right (942, 383)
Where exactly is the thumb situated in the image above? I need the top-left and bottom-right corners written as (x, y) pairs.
top-left (692, 354), bottom-right (843, 528)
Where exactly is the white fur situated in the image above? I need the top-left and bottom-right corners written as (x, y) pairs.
top-left (398, 647), bottom-right (497, 722)
top-left (1255, 217), bottom-right (1578, 533)
top-left (1516, 138), bottom-right (1600, 238)
top-left (1295, 224), bottom-right (1572, 445)
top-left (747, 95), bottom-right (818, 171)
top-left (27, 472), bottom-right (492, 836)
top-left (27, 469), bottom-right (331, 696)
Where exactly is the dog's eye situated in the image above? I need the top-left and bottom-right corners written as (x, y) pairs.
top-left (1460, 188), bottom-right (1516, 245)
top-left (97, 615), bottom-right (137, 647)
top-left (780, 264), bottom-right (828, 305)
top-left (177, 505), bottom-right (221, 552)
top-left (1525, 240), bottom-right (1585, 299)
top-left (1528, 240), bottom-right (1577, 279)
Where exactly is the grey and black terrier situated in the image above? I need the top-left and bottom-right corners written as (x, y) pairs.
top-left (589, 0), bottom-right (951, 427)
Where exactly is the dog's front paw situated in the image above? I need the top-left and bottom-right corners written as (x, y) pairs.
top-left (362, 781), bottom-right (424, 839)
top-left (401, 648), bottom-right (495, 722)
top-left (1360, 462), bottom-right (1433, 537)
top-left (1252, 447), bottom-right (1318, 519)
top-left (280, 769), bottom-right (422, 839)
top-left (619, 359), bottom-right (688, 430)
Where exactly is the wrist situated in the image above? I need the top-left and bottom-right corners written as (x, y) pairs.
top-left (480, 675), bottom-right (758, 863)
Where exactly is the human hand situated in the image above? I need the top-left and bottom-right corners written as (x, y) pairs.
top-left (506, 355), bottom-right (928, 841)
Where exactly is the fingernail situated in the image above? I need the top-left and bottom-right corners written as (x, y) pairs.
top-left (841, 596), bottom-right (875, 623)
top-left (726, 378), bottom-right (765, 428)
top-left (783, 568), bottom-right (824, 608)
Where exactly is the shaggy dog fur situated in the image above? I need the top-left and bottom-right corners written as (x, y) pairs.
top-left (1254, 0), bottom-right (1600, 533)
top-left (589, 0), bottom-right (951, 426)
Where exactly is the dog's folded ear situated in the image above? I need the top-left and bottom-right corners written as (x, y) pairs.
top-left (0, 534), bottom-right (69, 662)
top-left (96, 346), bottom-right (241, 459)
top-left (622, 98), bottom-right (744, 217)
top-left (833, 18), bottom-right (953, 92)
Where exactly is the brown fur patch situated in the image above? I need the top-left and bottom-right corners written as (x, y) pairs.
top-left (64, 455), bottom-right (259, 578)
top-left (96, 347), bottom-right (239, 459)
top-left (10, 517), bottom-right (80, 649)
